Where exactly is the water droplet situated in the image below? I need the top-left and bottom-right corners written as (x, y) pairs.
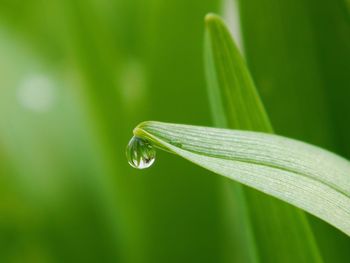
top-left (126, 136), bottom-right (156, 169)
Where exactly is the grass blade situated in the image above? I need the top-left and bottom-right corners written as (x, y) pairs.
top-left (204, 14), bottom-right (322, 262)
top-left (134, 121), bottom-right (350, 237)
top-left (205, 14), bottom-right (272, 132)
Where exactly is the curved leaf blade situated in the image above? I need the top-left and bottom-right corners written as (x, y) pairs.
top-left (134, 121), bottom-right (350, 236)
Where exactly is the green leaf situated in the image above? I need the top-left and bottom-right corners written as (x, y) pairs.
top-left (205, 13), bottom-right (272, 132)
top-left (204, 14), bottom-right (322, 262)
top-left (133, 121), bottom-right (350, 237)
top-left (237, 0), bottom-right (350, 260)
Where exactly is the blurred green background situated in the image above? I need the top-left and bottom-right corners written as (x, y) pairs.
top-left (0, 0), bottom-right (349, 262)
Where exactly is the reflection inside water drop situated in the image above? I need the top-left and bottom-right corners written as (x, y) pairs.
top-left (126, 136), bottom-right (156, 169)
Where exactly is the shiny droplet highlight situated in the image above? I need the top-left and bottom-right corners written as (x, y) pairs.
top-left (126, 136), bottom-right (156, 169)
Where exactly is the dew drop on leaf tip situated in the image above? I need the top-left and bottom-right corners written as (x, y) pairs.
top-left (126, 136), bottom-right (156, 169)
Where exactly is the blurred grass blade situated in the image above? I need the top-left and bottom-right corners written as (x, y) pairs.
top-left (204, 14), bottom-right (322, 262)
top-left (134, 121), bottom-right (350, 237)
top-left (205, 13), bottom-right (272, 132)
top-left (204, 13), bottom-right (262, 263)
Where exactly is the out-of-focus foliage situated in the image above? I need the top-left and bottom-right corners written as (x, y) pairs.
top-left (0, 0), bottom-right (227, 262)
top-left (0, 0), bottom-right (349, 262)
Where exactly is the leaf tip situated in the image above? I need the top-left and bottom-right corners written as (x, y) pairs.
top-left (133, 121), bottom-right (149, 135)
top-left (204, 13), bottom-right (222, 27)
top-left (133, 121), bottom-right (160, 138)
